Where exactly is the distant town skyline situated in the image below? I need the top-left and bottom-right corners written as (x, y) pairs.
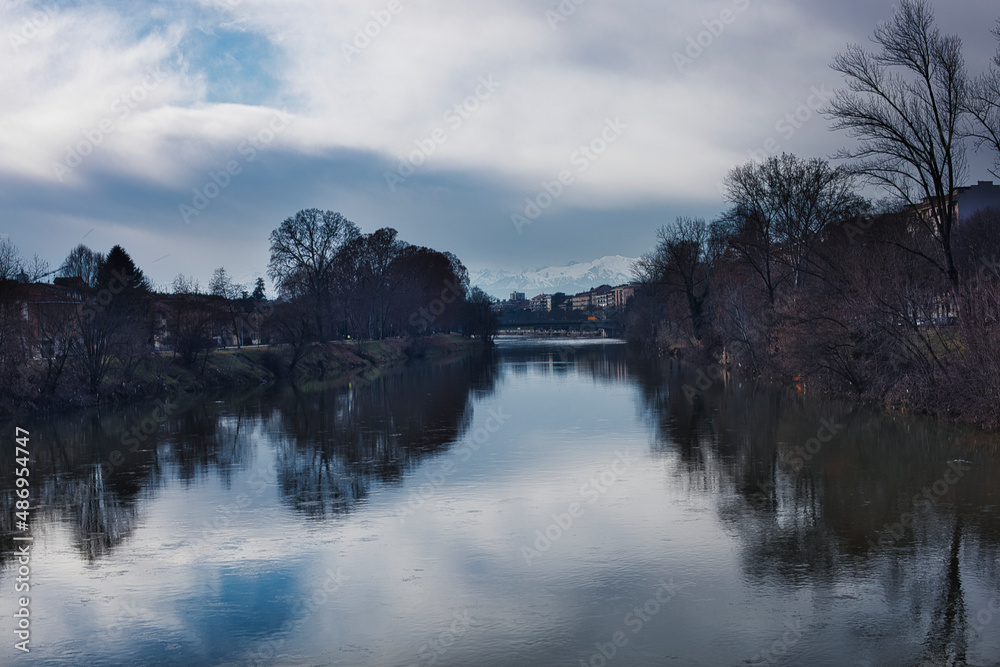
top-left (2, 0), bottom-right (999, 290)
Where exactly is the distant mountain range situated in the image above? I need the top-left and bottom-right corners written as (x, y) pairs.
top-left (469, 255), bottom-right (638, 298)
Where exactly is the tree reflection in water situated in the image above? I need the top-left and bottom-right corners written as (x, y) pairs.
top-left (0, 342), bottom-right (998, 664)
top-left (630, 354), bottom-right (1000, 665)
top-left (0, 353), bottom-right (499, 563)
top-left (270, 356), bottom-right (498, 518)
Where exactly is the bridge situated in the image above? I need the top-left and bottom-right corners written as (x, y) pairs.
top-left (497, 319), bottom-right (622, 337)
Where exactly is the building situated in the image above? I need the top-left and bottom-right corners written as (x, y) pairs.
top-left (591, 285), bottom-right (614, 310)
top-left (509, 291), bottom-right (526, 303)
top-left (529, 294), bottom-right (552, 313)
top-left (914, 180), bottom-right (1000, 225)
top-left (570, 292), bottom-right (591, 311)
top-left (153, 293), bottom-right (255, 350)
top-left (611, 283), bottom-right (636, 310)
top-left (21, 280), bottom-right (85, 359)
top-left (565, 283), bottom-right (635, 314)
top-left (953, 181), bottom-right (1000, 220)
top-left (570, 285), bottom-right (614, 312)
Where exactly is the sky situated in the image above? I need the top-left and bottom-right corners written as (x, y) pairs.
top-left (1, 0), bottom-right (999, 292)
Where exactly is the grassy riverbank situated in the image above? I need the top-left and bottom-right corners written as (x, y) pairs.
top-left (2, 335), bottom-right (481, 418)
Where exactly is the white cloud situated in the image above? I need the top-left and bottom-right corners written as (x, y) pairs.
top-left (4, 0), bottom-right (1000, 279)
top-left (0, 0), bottom-right (868, 199)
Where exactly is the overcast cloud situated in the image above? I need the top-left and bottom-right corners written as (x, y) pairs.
top-left (1, 0), bottom-right (998, 289)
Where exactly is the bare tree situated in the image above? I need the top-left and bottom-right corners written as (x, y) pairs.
top-left (967, 21), bottom-right (1000, 178)
top-left (827, 0), bottom-right (968, 288)
top-left (268, 209), bottom-right (359, 341)
top-left (75, 246), bottom-right (151, 394)
top-left (0, 237), bottom-right (23, 281)
top-left (171, 273), bottom-right (201, 295)
top-left (209, 266), bottom-right (246, 347)
top-left (720, 166), bottom-right (786, 305)
top-left (0, 239), bottom-right (29, 406)
top-left (709, 258), bottom-right (773, 374)
top-left (389, 246), bottom-right (468, 336)
top-left (23, 255), bottom-right (50, 282)
top-left (0, 278), bottom-right (29, 406)
top-left (34, 296), bottom-right (78, 395)
top-left (336, 228), bottom-right (410, 340)
top-left (771, 158), bottom-right (869, 286)
top-left (462, 287), bottom-right (498, 345)
top-left (263, 297), bottom-right (317, 377)
top-left (634, 217), bottom-right (723, 339)
top-left (209, 266), bottom-right (242, 299)
top-left (168, 294), bottom-right (217, 368)
top-left (59, 244), bottom-right (104, 287)
top-left (722, 155), bottom-right (867, 299)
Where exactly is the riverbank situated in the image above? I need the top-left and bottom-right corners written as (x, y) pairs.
top-left (643, 339), bottom-right (1000, 429)
top-left (1, 335), bottom-right (481, 418)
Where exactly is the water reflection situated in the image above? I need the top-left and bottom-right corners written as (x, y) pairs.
top-left (0, 355), bottom-right (499, 566)
top-left (630, 357), bottom-right (1000, 665)
top-left (492, 336), bottom-right (631, 384)
top-left (0, 341), bottom-right (998, 665)
top-left (270, 357), bottom-right (498, 518)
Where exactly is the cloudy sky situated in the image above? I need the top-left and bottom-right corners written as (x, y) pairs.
top-left (1, 0), bottom-right (998, 290)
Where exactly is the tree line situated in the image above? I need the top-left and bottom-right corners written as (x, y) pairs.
top-left (263, 208), bottom-right (497, 373)
top-left (0, 211), bottom-right (497, 413)
top-left (627, 0), bottom-right (1000, 425)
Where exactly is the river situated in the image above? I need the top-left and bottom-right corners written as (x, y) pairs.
top-left (2, 338), bottom-right (999, 666)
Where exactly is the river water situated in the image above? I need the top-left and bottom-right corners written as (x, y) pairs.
top-left (2, 338), bottom-right (999, 666)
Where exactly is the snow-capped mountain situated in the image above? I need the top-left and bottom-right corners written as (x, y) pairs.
top-left (470, 255), bottom-right (639, 298)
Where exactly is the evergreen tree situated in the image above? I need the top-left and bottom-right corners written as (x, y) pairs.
top-left (96, 245), bottom-right (150, 293)
top-left (252, 277), bottom-right (267, 301)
